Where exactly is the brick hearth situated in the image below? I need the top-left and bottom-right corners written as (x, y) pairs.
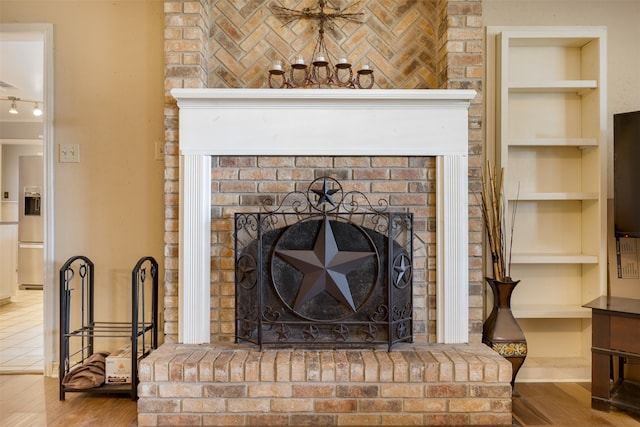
top-left (138, 343), bottom-right (512, 426)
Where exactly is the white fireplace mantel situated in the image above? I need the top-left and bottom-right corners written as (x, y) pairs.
top-left (172, 88), bottom-right (476, 345)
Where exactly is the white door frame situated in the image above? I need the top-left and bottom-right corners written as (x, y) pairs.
top-left (0, 23), bottom-right (55, 376)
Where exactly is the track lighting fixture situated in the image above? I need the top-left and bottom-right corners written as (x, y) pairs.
top-left (2, 96), bottom-right (44, 117)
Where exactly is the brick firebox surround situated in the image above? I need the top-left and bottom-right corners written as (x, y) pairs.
top-left (146, 1), bottom-right (495, 425)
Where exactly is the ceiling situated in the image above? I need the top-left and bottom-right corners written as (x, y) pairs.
top-left (0, 31), bottom-right (45, 126)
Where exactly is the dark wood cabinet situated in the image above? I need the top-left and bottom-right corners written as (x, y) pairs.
top-left (584, 296), bottom-right (640, 413)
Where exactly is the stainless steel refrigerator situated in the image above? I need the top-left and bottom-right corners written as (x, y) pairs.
top-left (18, 155), bottom-right (44, 289)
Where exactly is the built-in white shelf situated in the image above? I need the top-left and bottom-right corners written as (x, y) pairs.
top-left (488, 26), bottom-right (607, 383)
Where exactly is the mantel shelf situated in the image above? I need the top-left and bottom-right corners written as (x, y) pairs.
top-left (171, 89), bottom-right (477, 157)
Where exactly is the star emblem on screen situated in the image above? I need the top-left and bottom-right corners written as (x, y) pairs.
top-left (276, 217), bottom-right (374, 311)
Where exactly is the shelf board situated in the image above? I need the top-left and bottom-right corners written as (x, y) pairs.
top-left (508, 80), bottom-right (597, 93)
top-left (512, 304), bottom-right (592, 319)
top-left (508, 36), bottom-right (599, 48)
top-left (507, 138), bottom-right (598, 147)
top-left (508, 192), bottom-right (599, 201)
top-left (518, 356), bottom-right (591, 382)
top-left (511, 253), bottom-right (598, 264)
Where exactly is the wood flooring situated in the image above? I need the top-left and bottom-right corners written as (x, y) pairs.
top-left (512, 382), bottom-right (640, 427)
top-left (0, 374), bottom-right (137, 427)
top-left (1, 375), bottom-right (640, 426)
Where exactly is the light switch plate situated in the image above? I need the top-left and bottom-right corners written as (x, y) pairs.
top-left (59, 143), bottom-right (80, 163)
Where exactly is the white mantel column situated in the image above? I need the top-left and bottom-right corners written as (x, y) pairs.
top-left (437, 155), bottom-right (469, 343)
top-left (179, 154), bottom-right (211, 344)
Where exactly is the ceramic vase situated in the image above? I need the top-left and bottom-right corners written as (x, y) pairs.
top-left (483, 277), bottom-right (527, 394)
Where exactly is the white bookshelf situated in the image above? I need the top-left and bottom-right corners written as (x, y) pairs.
top-left (486, 27), bottom-right (607, 382)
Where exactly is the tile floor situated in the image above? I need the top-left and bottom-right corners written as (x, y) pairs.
top-left (0, 289), bottom-right (43, 373)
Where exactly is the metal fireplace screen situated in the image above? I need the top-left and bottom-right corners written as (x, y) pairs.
top-left (234, 177), bottom-right (413, 350)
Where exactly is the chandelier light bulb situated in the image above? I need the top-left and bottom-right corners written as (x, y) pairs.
top-left (33, 103), bottom-right (43, 116)
top-left (9, 100), bottom-right (18, 114)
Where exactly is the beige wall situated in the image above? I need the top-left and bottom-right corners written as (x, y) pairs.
top-left (483, 0), bottom-right (640, 299)
top-left (0, 0), bottom-right (166, 356)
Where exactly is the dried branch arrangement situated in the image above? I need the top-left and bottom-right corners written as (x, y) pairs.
top-left (480, 162), bottom-right (518, 281)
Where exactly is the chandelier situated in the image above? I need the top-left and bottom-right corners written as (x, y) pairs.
top-left (268, 1), bottom-right (374, 89)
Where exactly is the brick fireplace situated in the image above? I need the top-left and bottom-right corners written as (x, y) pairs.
top-left (161, 0), bottom-right (486, 348)
top-left (136, 89), bottom-right (512, 426)
top-left (143, 1), bottom-right (501, 425)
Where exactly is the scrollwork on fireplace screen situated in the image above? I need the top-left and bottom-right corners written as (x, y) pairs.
top-left (234, 177), bottom-right (413, 351)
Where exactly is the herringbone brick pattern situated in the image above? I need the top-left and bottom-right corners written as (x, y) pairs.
top-left (209, 0), bottom-right (438, 89)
